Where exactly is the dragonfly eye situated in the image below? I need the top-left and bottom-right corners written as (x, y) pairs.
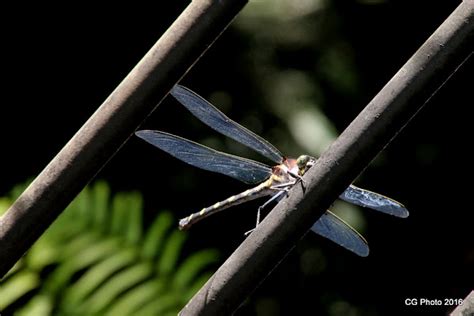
top-left (296, 155), bottom-right (315, 175)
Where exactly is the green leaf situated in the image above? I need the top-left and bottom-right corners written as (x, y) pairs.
top-left (90, 181), bottom-right (111, 232)
top-left (0, 197), bottom-right (11, 215)
top-left (110, 193), bottom-right (129, 235)
top-left (173, 249), bottom-right (219, 290)
top-left (72, 186), bottom-right (92, 226)
top-left (124, 192), bottom-right (143, 244)
top-left (134, 292), bottom-right (182, 316)
top-left (141, 211), bottom-right (174, 259)
top-left (157, 230), bottom-right (187, 276)
top-left (103, 280), bottom-right (160, 316)
top-left (25, 240), bottom-right (61, 270)
top-left (185, 271), bottom-right (214, 300)
top-left (79, 262), bottom-right (153, 314)
top-left (0, 271), bottom-right (39, 310)
top-left (62, 248), bottom-right (137, 307)
top-left (43, 237), bottom-right (121, 294)
top-left (15, 295), bottom-right (53, 316)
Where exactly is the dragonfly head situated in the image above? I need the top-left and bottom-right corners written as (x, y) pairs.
top-left (296, 155), bottom-right (316, 175)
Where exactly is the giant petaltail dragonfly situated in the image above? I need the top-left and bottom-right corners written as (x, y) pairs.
top-left (136, 85), bottom-right (409, 257)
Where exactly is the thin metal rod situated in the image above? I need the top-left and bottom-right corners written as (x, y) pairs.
top-left (0, 0), bottom-right (248, 277)
top-left (179, 1), bottom-right (473, 315)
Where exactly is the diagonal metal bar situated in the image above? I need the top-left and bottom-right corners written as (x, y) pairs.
top-left (179, 1), bottom-right (474, 315)
top-left (0, 0), bottom-right (248, 277)
top-left (450, 290), bottom-right (474, 315)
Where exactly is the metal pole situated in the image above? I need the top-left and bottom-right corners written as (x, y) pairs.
top-left (0, 0), bottom-right (248, 277)
top-left (179, 1), bottom-right (473, 315)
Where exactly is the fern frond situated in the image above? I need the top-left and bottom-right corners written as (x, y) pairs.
top-left (0, 181), bottom-right (218, 315)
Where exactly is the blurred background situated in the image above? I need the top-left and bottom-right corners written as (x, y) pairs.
top-left (0, 0), bottom-right (472, 315)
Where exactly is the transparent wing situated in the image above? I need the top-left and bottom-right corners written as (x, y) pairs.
top-left (171, 85), bottom-right (284, 164)
top-left (311, 211), bottom-right (369, 257)
top-left (136, 130), bottom-right (272, 184)
top-left (339, 185), bottom-right (409, 218)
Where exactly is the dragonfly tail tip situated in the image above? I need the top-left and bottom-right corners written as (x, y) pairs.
top-left (399, 208), bottom-right (409, 218)
top-left (178, 218), bottom-right (190, 230)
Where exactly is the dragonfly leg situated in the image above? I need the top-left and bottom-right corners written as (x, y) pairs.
top-left (288, 170), bottom-right (308, 191)
top-left (290, 170), bottom-right (311, 194)
top-left (288, 170), bottom-right (304, 182)
top-left (271, 181), bottom-right (296, 190)
top-left (244, 190), bottom-right (288, 236)
top-left (244, 210), bottom-right (262, 236)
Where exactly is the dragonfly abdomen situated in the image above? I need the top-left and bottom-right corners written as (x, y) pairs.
top-left (179, 180), bottom-right (272, 230)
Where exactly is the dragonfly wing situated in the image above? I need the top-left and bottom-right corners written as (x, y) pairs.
top-left (311, 211), bottom-right (369, 257)
top-left (136, 130), bottom-right (272, 184)
top-left (339, 185), bottom-right (409, 218)
top-left (171, 85), bottom-right (284, 164)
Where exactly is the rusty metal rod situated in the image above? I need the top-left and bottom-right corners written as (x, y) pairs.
top-left (0, 0), bottom-right (248, 277)
top-left (179, 1), bottom-right (473, 315)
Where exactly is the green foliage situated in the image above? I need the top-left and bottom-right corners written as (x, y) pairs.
top-left (0, 181), bottom-right (219, 315)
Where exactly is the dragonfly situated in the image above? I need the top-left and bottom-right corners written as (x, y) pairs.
top-left (136, 85), bottom-right (409, 257)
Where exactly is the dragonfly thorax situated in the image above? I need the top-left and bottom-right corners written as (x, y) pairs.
top-left (270, 155), bottom-right (316, 184)
top-left (271, 162), bottom-right (296, 184)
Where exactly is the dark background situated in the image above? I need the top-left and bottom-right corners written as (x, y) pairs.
top-left (1, 1), bottom-right (472, 315)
